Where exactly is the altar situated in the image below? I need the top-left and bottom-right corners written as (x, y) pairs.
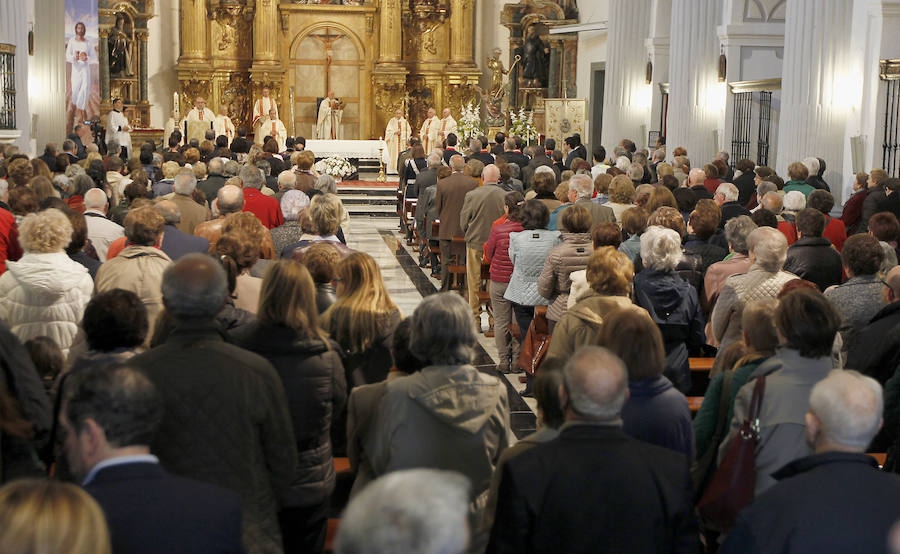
top-left (305, 139), bottom-right (386, 160)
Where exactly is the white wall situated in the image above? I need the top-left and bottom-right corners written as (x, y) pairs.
top-left (576, 0), bottom-right (609, 143)
top-left (147, 0), bottom-right (179, 128)
top-left (474, 0), bottom-right (510, 95)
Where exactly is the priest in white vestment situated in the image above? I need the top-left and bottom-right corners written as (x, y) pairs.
top-left (385, 108), bottom-right (412, 174)
top-left (252, 87), bottom-right (278, 134)
top-left (419, 107), bottom-right (440, 156)
top-left (316, 91), bottom-right (343, 140)
top-left (106, 98), bottom-right (132, 157)
top-left (184, 97), bottom-right (216, 143)
top-left (163, 110), bottom-right (184, 146)
top-left (214, 106), bottom-right (236, 146)
top-left (257, 109), bottom-right (288, 151)
top-left (437, 108), bottom-right (457, 144)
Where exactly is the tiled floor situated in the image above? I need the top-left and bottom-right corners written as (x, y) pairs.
top-left (344, 216), bottom-right (538, 438)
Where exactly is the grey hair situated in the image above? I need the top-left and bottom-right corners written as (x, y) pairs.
top-left (615, 156), bottom-right (631, 171)
top-left (809, 370), bottom-right (882, 450)
top-left (716, 182), bottom-right (739, 202)
top-left (640, 225), bottom-right (683, 271)
top-left (756, 180), bottom-right (777, 198)
top-left (86, 143), bottom-right (99, 154)
top-left (239, 165), bottom-right (264, 189)
top-left (409, 292), bottom-right (476, 366)
top-left (688, 167), bottom-right (706, 186)
top-left (107, 139), bottom-right (120, 154)
top-left (783, 190), bottom-right (807, 212)
top-left (534, 165), bottom-right (554, 177)
top-left (52, 175), bottom-right (71, 192)
top-left (568, 174), bottom-right (593, 199)
top-left (802, 156), bottom-right (820, 176)
top-left (161, 254), bottom-right (228, 320)
top-left (469, 138), bottom-right (482, 151)
top-left (154, 199), bottom-right (182, 225)
top-left (217, 184), bottom-right (245, 214)
top-left (65, 164), bottom-right (85, 178)
top-left (563, 346), bottom-right (628, 421)
top-left (223, 160), bottom-right (241, 177)
top-left (277, 170), bottom-right (296, 190)
top-left (747, 226), bottom-right (788, 272)
top-left (335, 469), bottom-right (471, 554)
top-left (315, 174), bottom-right (337, 194)
top-left (426, 152), bottom-right (442, 169)
top-left (152, 152), bottom-right (163, 166)
top-left (724, 215), bottom-right (756, 255)
top-left (207, 157), bottom-right (225, 175)
top-left (255, 159), bottom-right (271, 176)
top-left (449, 155), bottom-right (466, 172)
top-left (508, 163), bottom-right (521, 179)
top-left (761, 191), bottom-right (783, 214)
top-left (173, 172), bottom-right (197, 195)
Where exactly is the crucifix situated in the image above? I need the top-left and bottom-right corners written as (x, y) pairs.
top-left (311, 27), bottom-right (345, 95)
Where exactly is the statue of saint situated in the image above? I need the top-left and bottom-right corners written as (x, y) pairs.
top-left (487, 49), bottom-right (510, 98)
top-left (108, 13), bottom-right (133, 77)
top-left (521, 26), bottom-right (550, 88)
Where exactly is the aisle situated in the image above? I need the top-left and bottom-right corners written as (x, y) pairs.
top-left (343, 216), bottom-right (537, 438)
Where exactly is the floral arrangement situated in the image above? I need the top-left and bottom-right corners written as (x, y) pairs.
top-left (315, 156), bottom-right (355, 178)
top-left (508, 106), bottom-right (538, 144)
top-left (457, 101), bottom-right (484, 141)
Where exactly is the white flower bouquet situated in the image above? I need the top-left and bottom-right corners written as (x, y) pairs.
top-left (508, 106), bottom-right (538, 144)
top-left (315, 156), bottom-right (356, 178)
top-left (458, 101), bottom-right (484, 141)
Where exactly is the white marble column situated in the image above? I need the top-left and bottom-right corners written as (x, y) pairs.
top-left (666, 0), bottom-right (723, 165)
top-left (600, 0), bottom-right (652, 151)
top-left (776, 0), bottom-right (853, 194)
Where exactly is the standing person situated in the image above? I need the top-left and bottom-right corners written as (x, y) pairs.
top-left (435, 155), bottom-right (478, 290)
top-left (316, 91), bottom-right (343, 140)
top-left (487, 346), bottom-right (698, 554)
top-left (484, 191), bottom-right (525, 373)
top-left (401, 144), bottom-right (427, 199)
top-left (236, 261), bottom-right (346, 553)
top-left (437, 107), bottom-right (457, 145)
top-left (460, 164), bottom-right (507, 328)
top-left (538, 204), bottom-right (593, 329)
top-left (419, 107), bottom-right (440, 155)
top-left (252, 86), bottom-right (278, 134)
top-left (385, 108), bottom-right (412, 175)
top-left (184, 97), bottom-right (215, 143)
top-left (256, 109), bottom-right (288, 152)
top-left (82, 188), bottom-right (124, 262)
top-left (214, 105), bottom-right (235, 146)
top-left (128, 254), bottom-right (298, 554)
top-left (106, 98), bottom-right (132, 159)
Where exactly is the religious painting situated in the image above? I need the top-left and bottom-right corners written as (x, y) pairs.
top-left (64, 0), bottom-right (100, 134)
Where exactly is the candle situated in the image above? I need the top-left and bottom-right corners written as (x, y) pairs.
top-left (173, 91), bottom-right (179, 118)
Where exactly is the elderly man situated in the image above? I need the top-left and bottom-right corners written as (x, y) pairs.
top-left (722, 371), bottom-right (900, 554)
top-left (414, 153), bottom-right (443, 272)
top-left (95, 207), bottom-right (172, 332)
top-left (501, 138), bottom-right (529, 171)
top-left (169, 171), bottom-right (211, 234)
top-left (185, 97), bottom-right (215, 142)
top-left (714, 182), bottom-right (751, 226)
top-left (275, 169), bottom-right (296, 202)
top-left (194, 185), bottom-right (276, 259)
top-left (154, 200), bottom-right (210, 261)
top-left (61, 365), bottom-right (243, 554)
top-left (257, 108), bottom-right (287, 152)
top-left (127, 254), bottom-right (297, 554)
top-left (437, 107), bottom-right (457, 144)
top-left (749, 181), bottom-right (777, 212)
top-left (435, 155), bottom-right (479, 291)
top-left (199, 157), bottom-right (227, 204)
top-left (488, 346), bottom-right (698, 553)
top-left (83, 188), bottom-right (124, 261)
top-left (336, 469), bottom-right (471, 554)
top-left (460, 164), bottom-right (507, 324)
top-left (688, 167), bottom-right (713, 200)
top-left (467, 139), bottom-right (494, 166)
top-left (240, 165), bottom-right (283, 229)
top-left (558, 174), bottom-right (614, 231)
top-left (760, 191), bottom-right (799, 244)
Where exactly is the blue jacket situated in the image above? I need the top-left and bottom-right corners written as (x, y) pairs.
top-left (504, 229), bottom-right (561, 306)
top-left (622, 376), bottom-right (695, 462)
top-left (161, 225), bottom-right (210, 261)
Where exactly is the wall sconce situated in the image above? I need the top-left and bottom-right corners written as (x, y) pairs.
top-left (645, 59), bottom-right (653, 85)
top-left (28, 23), bottom-right (34, 56)
top-left (718, 47), bottom-right (727, 82)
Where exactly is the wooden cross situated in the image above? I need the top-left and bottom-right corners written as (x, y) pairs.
top-left (311, 27), bottom-right (345, 95)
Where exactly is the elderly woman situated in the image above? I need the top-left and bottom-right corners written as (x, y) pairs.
top-left (606, 175), bottom-right (636, 222)
top-left (283, 193), bottom-right (354, 260)
top-left (538, 204), bottom-right (593, 329)
top-left (315, 173), bottom-right (350, 231)
top-left (0, 208), bottom-right (93, 357)
top-left (600, 306), bottom-right (694, 460)
top-left (633, 226), bottom-right (705, 394)
top-left (782, 189), bottom-right (807, 222)
top-left (529, 171), bottom-right (561, 213)
top-left (703, 216), bottom-right (756, 340)
top-left (371, 292), bottom-right (511, 550)
top-left (66, 173), bottom-right (93, 213)
top-left (684, 199), bottom-right (728, 273)
top-left (824, 233), bottom-right (886, 353)
top-left (270, 189), bottom-right (310, 254)
top-left (711, 226), bottom-right (797, 353)
top-left (718, 288), bottom-right (839, 496)
top-left (544, 247), bottom-right (635, 371)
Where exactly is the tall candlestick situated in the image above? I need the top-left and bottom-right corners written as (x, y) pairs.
top-left (173, 91), bottom-right (180, 119)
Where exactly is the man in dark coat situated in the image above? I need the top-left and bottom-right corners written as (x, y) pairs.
top-left (521, 145), bottom-right (558, 189)
top-left (487, 346), bottom-right (698, 554)
top-left (155, 200), bottom-right (211, 261)
top-left (714, 182), bottom-right (752, 226)
top-left (490, 132), bottom-right (507, 157)
top-left (199, 157), bottom-right (228, 204)
top-left (435, 155), bottom-right (478, 290)
top-left (732, 158), bottom-right (757, 206)
top-left (128, 254), bottom-right (298, 554)
top-left (467, 138), bottom-right (495, 166)
top-left (848, 265), bottom-right (900, 385)
top-left (62, 365), bottom-right (243, 554)
top-left (783, 208), bottom-right (842, 292)
top-left (500, 138), bottom-right (530, 171)
top-left (721, 370), bottom-right (900, 554)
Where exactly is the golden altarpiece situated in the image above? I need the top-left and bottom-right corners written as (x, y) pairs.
top-left (175, 0), bottom-right (482, 140)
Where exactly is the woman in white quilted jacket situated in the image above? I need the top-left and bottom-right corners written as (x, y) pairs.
top-left (0, 208), bottom-right (93, 358)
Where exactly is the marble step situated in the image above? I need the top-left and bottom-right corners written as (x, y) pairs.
top-left (339, 194), bottom-right (398, 206)
top-left (345, 204), bottom-right (398, 217)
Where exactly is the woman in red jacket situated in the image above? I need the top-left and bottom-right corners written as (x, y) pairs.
top-left (483, 191), bottom-right (525, 373)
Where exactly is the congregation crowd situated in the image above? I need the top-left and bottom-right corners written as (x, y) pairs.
top-left (2, 121), bottom-right (900, 553)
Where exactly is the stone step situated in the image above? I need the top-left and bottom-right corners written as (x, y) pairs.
top-left (339, 194), bottom-right (398, 206)
top-left (345, 204), bottom-right (398, 217)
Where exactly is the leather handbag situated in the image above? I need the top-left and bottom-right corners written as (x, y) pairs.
top-left (516, 310), bottom-right (551, 375)
top-left (697, 375), bottom-right (766, 532)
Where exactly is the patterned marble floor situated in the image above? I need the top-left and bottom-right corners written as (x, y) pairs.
top-left (344, 216), bottom-right (537, 438)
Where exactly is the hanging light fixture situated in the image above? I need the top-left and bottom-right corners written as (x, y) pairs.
top-left (718, 46), bottom-right (727, 82)
top-left (645, 58), bottom-right (653, 85)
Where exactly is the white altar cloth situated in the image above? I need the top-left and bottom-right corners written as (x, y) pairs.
top-left (305, 139), bottom-right (387, 161)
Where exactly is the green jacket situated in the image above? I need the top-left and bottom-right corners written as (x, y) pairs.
top-left (784, 180), bottom-right (814, 197)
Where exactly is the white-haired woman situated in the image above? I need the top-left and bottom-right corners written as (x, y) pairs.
top-left (782, 190), bottom-right (807, 223)
top-left (633, 226), bottom-right (705, 394)
top-left (711, 226), bottom-right (798, 352)
top-left (314, 174), bottom-right (350, 236)
top-left (0, 209), bottom-right (93, 357)
top-left (270, 189), bottom-right (310, 254)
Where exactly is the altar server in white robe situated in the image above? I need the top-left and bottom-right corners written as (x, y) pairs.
top-left (385, 108), bottom-right (412, 174)
top-left (316, 91), bottom-right (343, 140)
top-left (184, 97), bottom-right (216, 143)
top-left (163, 110), bottom-right (184, 146)
top-left (257, 108), bottom-right (288, 151)
top-left (106, 98), bottom-right (132, 158)
top-left (419, 107), bottom-right (440, 155)
top-left (252, 87), bottom-right (278, 134)
top-left (437, 107), bottom-right (457, 144)
top-left (214, 105), bottom-right (236, 146)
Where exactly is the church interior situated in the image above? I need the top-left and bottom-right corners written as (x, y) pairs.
top-left (4, 0), bottom-right (900, 553)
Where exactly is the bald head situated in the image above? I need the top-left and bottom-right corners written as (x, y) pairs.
top-left (482, 164), bottom-right (500, 184)
top-left (217, 184), bottom-right (244, 214)
top-left (161, 253), bottom-right (228, 320)
top-left (84, 188), bottom-right (107, 211)
top-left (561, 346), bottom-right (629, 422)
top-left (449, 155), bottom-right (466, 172)
top-left (688, 168), bottom-right (706, 187)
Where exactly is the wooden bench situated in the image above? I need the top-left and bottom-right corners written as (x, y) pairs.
top-left (689, 358), bottom-right (715, 371)
top-left (688, 396), bottom-right (703, 413)
top-left (870, 452), bottom-right (887, 467)
top-left (325, 457), bottom-right (353, 552)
